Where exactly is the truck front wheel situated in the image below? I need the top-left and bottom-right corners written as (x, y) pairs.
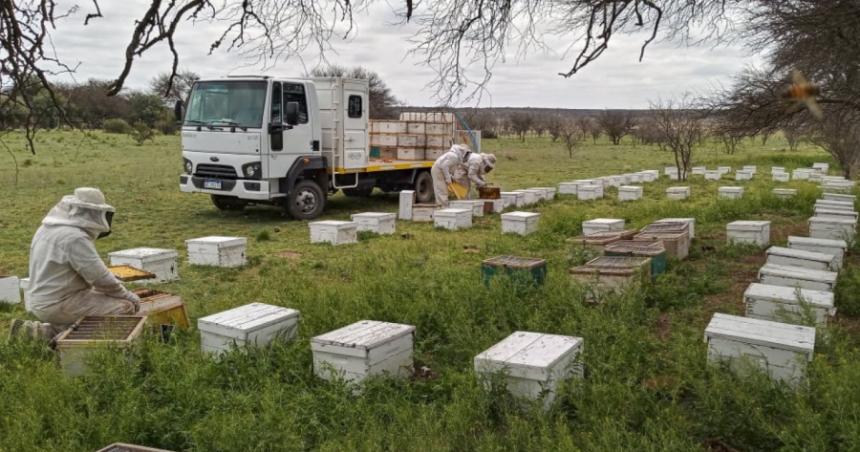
top-left (414, 170), bottom-right (434, 203)
top-left (211, 195), bottom-right (247, 211)
top-left (286, 179), bottom-right (326, 220)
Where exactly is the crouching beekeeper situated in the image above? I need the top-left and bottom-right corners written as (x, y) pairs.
top-left (9, 188), bottom-right (141, 340)
top-left (431, 144), bottom-right (472, 207)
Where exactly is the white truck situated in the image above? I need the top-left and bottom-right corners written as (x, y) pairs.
top-left (177, 76), bottom-right (477, 219)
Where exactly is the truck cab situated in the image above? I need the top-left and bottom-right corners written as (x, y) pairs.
top-left (179, 76), bottom-right (372, 219)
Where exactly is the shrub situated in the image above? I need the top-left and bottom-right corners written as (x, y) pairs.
top-left (155, 119), bottom-right (178, 135)
top-left (103, 118), bottom-right (132, 134)
top-left (129, 122), bottom-right (155, 145)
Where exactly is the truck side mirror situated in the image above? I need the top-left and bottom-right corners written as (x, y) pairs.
top-left (285, 101), bottom-right (299, 126)
top-left (174, 100), bottom-right (183, 123)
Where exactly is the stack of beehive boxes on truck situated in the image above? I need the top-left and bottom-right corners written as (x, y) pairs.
top-left (368, 112), bottom-right (481, 161)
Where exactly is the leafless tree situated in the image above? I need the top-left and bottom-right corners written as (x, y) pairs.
top-left (783, 127), bottom-right (802, 152)
top-left (545, 114), bottom-right (564, 142)
top-left (508, 111), bottom-right (534, 142)
top-left (809, 110), bottom-right (860, 178)
top-left (597, 110), bottom-right (634, 145)
top-left (650, 97), bottom-right (703, 181)
top-left (575, 116), bottom-right (598, 144)
top-left (151, 70), bottom-right (200, 104)
top-left (559, 120), bottom-right (582, 159)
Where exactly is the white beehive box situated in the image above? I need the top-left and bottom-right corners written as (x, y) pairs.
top-left (350, 212), bottom-right (396, 235)
top-left (397, 147), bottom-right (425, 161)
top-left (639, 170), bottom-right (659, 182)
top-left (309, 221), bottom-right (358, 245)
top-left (627, 173), bottom-right (643, 183)
top-left (792, 169), bottom-right (812, 180)
top-left (759, 264), bottom-right (838, 292)
top-left (618, 185), bottom-right (643, 202)
top-left (607, 175), bottom-right (625, 187)
top-left (717, 166), bottom-right (732, 175)
top-left (822, 193), bottom-right (855, 203)
top-left (822, 180), bottom-right (855, 193)
top-left (704, 313), bottom-right (815, 383)
top-left (558, 182), bottom-right (579, 195)
top-left (577, 184), bottom-right (604, 201)
top-left (530, 187), bottom-right (557, 200)
top-left (744, 283), bottom-right (835, 326)
top-left (808, 172), bottom-right (823, 183)
top-left (735, 170), bottom-right (754, 181)
top-left (372, 120), bottom-right (407, 134)
top-left (787, 236), bottom-right (847, 270)
top-left (434, 208), bottom-right (472, 230)
top-left (770, 166), bottom-right (785, 175)
top-left (727, 221), bottom-right (771, 246)
top-left (719, 186), bottom-right (744, 199)
top-left (704, 170), bottom-right (722, 181)
top-left (311, 320), bottom-right (415, 383)
top-left (742, 165), bottom-right (757, 174)
top-left (809, 216), bottom-right (857, 242)
top-left (398, 190), bottom-right (415, 220)
top-left (772, 172), bottom-right (790, 182)
top-left (513, 189), bottom-right (539, 206)
top-left (812, 162), bottom-right (829, 173)
top-left (186, 236), bottom-right (247, 267)
top-left (815, 199), bottom-right (855, 211)
top-left (369, 133), bottom-right (398, 147)
top-left (0, 276), bottom-right (20, 304)
top-left (500, 191), bottom-right (525, 208)
top-left (766, 246), bottom-right (836, 271)
top-left (813, 207), bottom-right (859, 221)
top-left (198, 303), bottom-right (300, 355)
top-left (406, 122), bottom-right (426, 134)
top-left (480, 198), bottom-right (504, 214)
top-left (773, 188), bottom-right (797, 199)
top-left (450, 200), bottom-right (484, 217)
top-left (666, 186), bottom-right (691, 200)
top-left (582, 218), bottom-right (625, 236)
top-left (396, 134), bottom-right (425, 147)
top-left (522, 189), bottom-right (547, 203)
top-left (426, 133), bottom-right (449, 147)
top-left (656, 217), bottom-right (696, 239)
top-left (692, 166), bottom-right (707, 175)
top-left (501, 211), bottom-right (541, 236)
top-left (411, 205), bottom-right (435, 222)
top-left (474, 331), bottom-right (583, 404)
top-left (108, 248), bottom-right (179, 282)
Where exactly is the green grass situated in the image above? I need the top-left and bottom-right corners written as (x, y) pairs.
top-left (1, 131), bottom-right (860, 451)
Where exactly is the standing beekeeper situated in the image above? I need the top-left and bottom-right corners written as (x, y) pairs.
top-left (8, 188), bottom-right (140, 341)
top-left (431, 144), bottom-right (472, 207)
top-left (452, 153), bottom-right (497, 198)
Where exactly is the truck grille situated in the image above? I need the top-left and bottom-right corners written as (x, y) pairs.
top-left (195, 164), bottom-right (238, 179)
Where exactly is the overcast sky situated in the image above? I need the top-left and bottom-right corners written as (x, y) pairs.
top-left (49, 1), bottom-right (763, 109)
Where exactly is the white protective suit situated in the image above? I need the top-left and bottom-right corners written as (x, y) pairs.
top-left (26, 188), bottom-right (140, 335)
top-left (431, 144), bottom-right (472, 206)
top-left (452, 153), bottom-right (497, 198)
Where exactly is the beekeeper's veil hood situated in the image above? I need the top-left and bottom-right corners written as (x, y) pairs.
top-left (483, 154), bottom-right (497, 172)
top-left (42, 188), bottom-right (115, 239)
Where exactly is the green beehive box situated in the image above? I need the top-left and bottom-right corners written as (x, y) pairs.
top-left (603, 240), bottom-right (667, 279)
top-left (481, 256), bottom-right (547, 287)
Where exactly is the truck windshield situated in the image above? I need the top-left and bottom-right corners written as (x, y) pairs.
top-left (184, 81), bottom-right (267, 128)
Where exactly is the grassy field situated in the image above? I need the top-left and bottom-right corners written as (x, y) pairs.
top-left (1, 130), bottom-right (859, 451)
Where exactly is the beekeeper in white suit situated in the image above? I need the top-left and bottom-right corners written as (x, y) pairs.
top-left (431, 144), bottom-right (472, 207)
top-left (452, 153), bottom-right (497, 198)
top-left (8, 188), bottom-right (140, 341)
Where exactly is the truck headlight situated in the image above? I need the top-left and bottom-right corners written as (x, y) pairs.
top-left (243, 162), bottom-right (262, 179)
top-left (183, 159), bottom-right (193, 174)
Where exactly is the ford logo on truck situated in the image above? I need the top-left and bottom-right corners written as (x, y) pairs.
top-left (210, 157), bottom-right (220, 162)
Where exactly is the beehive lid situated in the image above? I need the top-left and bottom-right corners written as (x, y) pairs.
top-left (823, 193), bottom-right (856, 201)
top-left (719, 186), bottom-right (743, 192)
top-left (809, 216), bottom-right (856, 226)
top-left (198, 302), bottom-right (299, 335)
top-left (727, 220), bottom-right (770, 231)
top-left (619, 185), bottom-right (642, 191)
top-left (705, 313), bottom-right (815, 356)
top-left (310, 220), bottom-right (355, 227)
top-left (744, 283), bottom-right (834, 309)
top-left (641, 222), bottom-right (689, 234)
top-left (500, 191), bottom-right (524, 197)
top-left (96, 443), bottom-right (175, 452)
top-left (579, 184), bottom-right (602, 190)
top-left (814, 208), bottom-right (859, 219)
top-left (474, 331), bottom-right (583, 381)
top-left (57, 316), bottom-right (146, 344)
top-left (351, 212), bottom-right (395, 220)
top-left (766, 246), bottom-right (835, 264)
top-left (134, 289), bottom-right (184, 313)
top-left (758, 264), bottom-right (838, 284)
top-left (109, 265), bottom-right (156, 282)
top-left (604, 240), bottom-right (666, 256)
top-left (585, 218), bottom-right (624, 226)
top-left (585, 256), bottom-right (650, 269)
top-left (666, 186), bottom-right (690, 192)
top-left (435, 208), bottom-right (471, 216)
top-left (185, 236), bottom-right (246, 247)
top-left (571, 229), bottom-right (638, 245)
top-left (108, 247), bottom-right (178, 261)
top-left (502, 211), bottom-right (540, 220)
top-left (815, 199), bottom-right (855, 209)
top-left (311, 320), bottom-right (415, 352)
top-left (787, 235), bottom-right (847, 250)
top-left (482, 255), bottom-right (546, 269)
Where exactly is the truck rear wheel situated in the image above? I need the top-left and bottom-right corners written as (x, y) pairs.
top-left (286, 179), bottom-right (326, 220)
top-left (211, 195), bottom-right (247, 211)
top-left (414, 170), bottom-right (434, 203)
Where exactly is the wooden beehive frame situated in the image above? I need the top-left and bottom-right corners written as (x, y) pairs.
top-left (604, 240), bottom-right (665, 256)
top-left (483, 255), bottom-right (546, 269)
top-left (109, 265), bottom-right (156, 282)
top-left (57, 316), bottom-right (146, 344)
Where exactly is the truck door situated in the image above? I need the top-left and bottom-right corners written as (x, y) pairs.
top-left (268, 81), bottom-right (314, 178)
top-left (342, 82), bottom-right (368, 169)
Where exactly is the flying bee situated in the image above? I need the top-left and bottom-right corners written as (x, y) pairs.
top-left (782, 70), bottom-right (823, 119)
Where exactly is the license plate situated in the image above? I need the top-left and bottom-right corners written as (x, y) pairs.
top-left (204, 179), bottom-right (222, 190)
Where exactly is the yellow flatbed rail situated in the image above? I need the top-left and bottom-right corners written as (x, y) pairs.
top-left (332, 159), bottom-right (434, 175)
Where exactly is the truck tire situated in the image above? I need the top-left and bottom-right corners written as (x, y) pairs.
top-left (414, 170), bottom-right (434, 203)
top-left (211, 195), bottom-right (247, 211)
top-left (343, 186), bottom-right (374, 198)
top-left (286, 179), bottom-right (326, 220)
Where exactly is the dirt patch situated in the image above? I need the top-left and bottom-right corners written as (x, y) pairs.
top-left (701, 252), bottom-right (766, 319)
top-left (463, 245), bottom-right (480, 254)
top-left (274, 251), bottom-right (303, 261)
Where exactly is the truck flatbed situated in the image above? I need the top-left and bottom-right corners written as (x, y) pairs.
top-left (333, 159), bottom-right (434, 174)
